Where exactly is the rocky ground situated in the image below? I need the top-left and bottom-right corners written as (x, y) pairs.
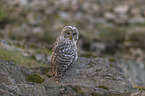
top-left (0, 0), bottom-right (145, 95)
top-left (0, 57), bottom-right (145, 96)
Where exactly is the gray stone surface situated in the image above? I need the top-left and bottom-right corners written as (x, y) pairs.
top-left (0, 57), bottom-right (143, 96)
top-left (0, 59), bottom-right (26, 84)
top-left (0, 84), bottom-right (46, 96)
top-left (43, 57), bottom-right (141, 96)
top-left (117, 59), bottom-right (145, 87)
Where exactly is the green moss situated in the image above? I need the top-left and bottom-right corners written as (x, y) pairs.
top-left (14, 42), bottom-right (52, 55)
top-left (28, 43), bottom-right (37, 48)
top-left (80, 53), bottom-right (98, 58)
top-left (102, 75), bottom-right (112, 78)
top-left (0, 8), bottom-right (8, 22)
top-left (96, 69), bottom-right (102, 72)
top-left (14, 44), bottom-right (25, 49)
top-left (0, 48), bottom-right (47, 67)
top-left (126, 22), bottom-right (145, 27)
top-left (26, 74), bottom-right (45, 84)
top-left (47, 74), bottom-right (52, 78)
top-left (97, 85), bottom-right (109, 90)
top-left (134, 86), bottom-right (145, 91)
top-left (135, 22), bottom-right (145, 26)
top-left (98, 24), bottom-right (145, 43)
top-left (74, 86), bottom-right (83, 94)
top-left (108, 58), bottom-right (116, 67)
top-left (98, 26), bottom-right (126, 41)
top-left (108, 58), bottom-right (116, 62)
top-left (32, 48), bottom-right (52, 54)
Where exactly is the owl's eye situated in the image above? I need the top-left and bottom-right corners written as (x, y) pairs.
top-left (73, 33), bottom-right (75, 35)
top-left (67, 32), bottom-right (70, 35)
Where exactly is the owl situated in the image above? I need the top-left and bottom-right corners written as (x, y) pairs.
top-left (51, 26), bottom-right (79, 83)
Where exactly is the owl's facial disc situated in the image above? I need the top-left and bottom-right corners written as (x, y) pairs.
top-left (62, 26), bottom-right (78, 41)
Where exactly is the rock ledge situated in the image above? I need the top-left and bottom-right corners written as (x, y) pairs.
top-left (0, 57), bottom-right (143, 96)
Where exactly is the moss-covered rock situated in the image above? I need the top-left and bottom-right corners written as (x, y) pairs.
top-left (26, 74), bottom-right (45, 84)
top-left (97, 85), bottom-right (109, 90)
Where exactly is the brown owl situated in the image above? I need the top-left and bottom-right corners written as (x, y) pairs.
top-left (51, 26), bottom-right (79, 83)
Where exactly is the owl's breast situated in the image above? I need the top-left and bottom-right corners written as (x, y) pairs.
top-left (52, 39), bottom-right (77, 63)
top-left (59, 41), bottom-right (75, 56)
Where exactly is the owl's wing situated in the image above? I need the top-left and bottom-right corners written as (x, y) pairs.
top-left (53, 36), bottom-right (64, 46)
top-left (51, 40), bottom-right (75, 82)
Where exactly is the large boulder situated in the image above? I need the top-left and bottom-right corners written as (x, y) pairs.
top-left (0, 57), bottom-right (144, 96)
top-left (43, 57), bottom-right (143, 96)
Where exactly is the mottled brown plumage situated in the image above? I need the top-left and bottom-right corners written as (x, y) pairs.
top-left (51, 26), bottom-right (79, 83)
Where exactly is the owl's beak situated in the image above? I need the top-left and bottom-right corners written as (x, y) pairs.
top-left (69, 36), bottom-right (72, 40)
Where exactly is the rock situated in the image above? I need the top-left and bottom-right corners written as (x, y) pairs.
top-left (114, 5), bottom-right (129, 14)
top-left (0, 57), bottom-right (142, 95)
top-left (142, 10), bottom-right (145, 17)
top-left (90, 42), bottom-right (106, 54)
top-left (115, 14), bottom-right (128, 24)
top-left (59, 12), bottom-right (72, 21)
top-left (94, 18), bottom-right (106, 24)
top-left (0, 59), bottom-right (26, 84)
top-left (104, 12), bottom-right (116, 21)
top-left (32, 27), bottom-right (43, 34)
top-left (33, 53), bottom-right (45, 61)
top-left (128, 27), bottom-right (145, 49)
top-left (0, 40), bottom-right (17, 51)
top-left (1, 0), bottom-right (145, 50)
top-left (0, 84), bottom-right (46, 96)
top-left (128, 15), bottom-right (145, 24)
top-left (19, 0), bottom-right (28, 5)
top-left (130, 8), bottom-right (141, 16)
top-left (117, 59), bottom-right (145, 87)
top-left (33, 53), bottom-right (49, 64)
top-left (50, 57), bottom-right (138, 95)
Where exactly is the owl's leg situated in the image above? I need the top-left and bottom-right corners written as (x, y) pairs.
top-left (51, 64), bottom-right (55, 75)
top-left (54, 68), bottom-right (60, 83)
top-left (51, 63), bottom-right (58, 83)
top-left (55, 71), bottom-right (59, 83)
top-left (55, 66), bottom-right (64, 83)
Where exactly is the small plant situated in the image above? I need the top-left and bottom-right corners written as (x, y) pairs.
top-left (26, 74), bottom-right (45, 84)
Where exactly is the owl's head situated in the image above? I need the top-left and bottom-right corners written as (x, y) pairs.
top-left (60, 26), bottom-right (79, 42)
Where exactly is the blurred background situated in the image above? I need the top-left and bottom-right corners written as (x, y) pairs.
top-left (0, 0), bottom-right (145, 89)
